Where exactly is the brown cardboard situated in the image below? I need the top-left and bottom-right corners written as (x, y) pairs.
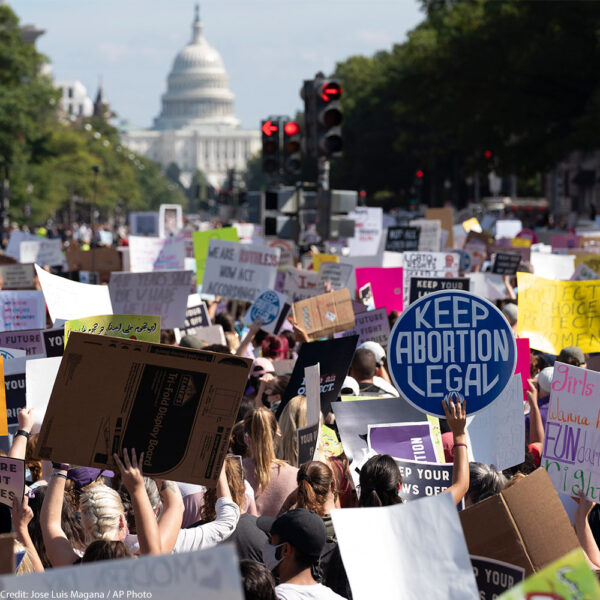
top-left (292, 288), bottom-right (355, 340)
top-left (460, 468), bottom-right (580, 576)
top-left (37, 332), bottom-right (252, 486)
top-left (425, 207), bottom-right (454, 248)
top-left (65, 245), bottom-right (122, 273)
top-left (0, 533), bottom-right (15, 575)
top-left (273, 358), bottom-right (296, 376)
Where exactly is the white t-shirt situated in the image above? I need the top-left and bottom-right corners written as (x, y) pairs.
top-left (275, 583), bottom-right (347, 600)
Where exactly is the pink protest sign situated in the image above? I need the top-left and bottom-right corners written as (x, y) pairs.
top-left (515, 338), bottom-right (530, 400)
top-left (355, 267), bottom-right (403, 314)
top-left (550, 234), bottom-right (581, 251)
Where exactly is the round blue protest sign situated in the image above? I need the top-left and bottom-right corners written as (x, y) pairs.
top-left (388, 289), bottom-right (517, 418)
top-left (250, 290), bottom-right (281, 326)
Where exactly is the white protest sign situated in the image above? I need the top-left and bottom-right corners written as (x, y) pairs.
top-left (410, 218), bottom-right (442, 252)
top-left (202, 240), bottom-right (279, 303)
top-left (466, 273), bottom-right (507, 301)
top-left (0, 264), bottom-right (35, 289)
top-left (130, 211), bottom-right (159, 236)
top-left (173, 293), bottom-right (211, 342)
top-left (466, 374), bottom-right (524, 471)
top-left (347, 207), bottom-right (383, 256)
top-left (268, 238), bottom-right (296, 267)
top-left (0, 457), bottom-right (24, 507)
top-left (297, 363), bottom-right (321, 465)
top-left (35, 265), bottom-right (113, 324)
top-left (319, 262), bottom-right (354, 290)
top-left (5, 230), bottom-right (38, 260)
top-left (0, 291), bottom-right (45, 332)
top-left (402, 251), bottom-right (459, 305)
top-left (159, 203), bottom-right (184, 239)
top-left (337, 307), bottom-right (390, 346)
top-left (570, 262), bottom-right (600, 281)
top-left (331, 493), bottom-right (479, 600)
top-left (0, 347), bottom-right (25, 360)
top-left (0, 543), bottom-right (245, 600)
top-left (19, 239), bottom-right (63, 267)
top-left (243, 290), bottom-right (290, 334)
top-left (283, 267), bottom-right (323, 303)
top-left (109, 271), bottom-right (194, 329)
top-left (531, 252), bottom-right (575, 280)
top-left (128, 235), bottom-right (186, 272)
top-left (495, 219), bottom-right (523, 239)
top-left (26, 356), bottom-right (62, 434)
top-left (189, 325), bottom-right (226, 346)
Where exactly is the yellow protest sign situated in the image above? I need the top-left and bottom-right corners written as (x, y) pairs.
top-left (517, 273), bottom-right (600, 354)
top-left (313, 253), bottom-right (338, 272)
top-left (573, 253), bottom-right (600, 274)
top-left (65, 315), bottom-right (161, 347)
top-left (511, 238), bottom-right (531, 248)
top-left (461, 217), bottom-right (481, 233)
top-left (0, 357), bottom-right (6, 436)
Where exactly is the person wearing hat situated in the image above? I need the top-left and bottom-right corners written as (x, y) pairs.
top-left (501, 302), bottom-right (518, 333)
top-left (348, 348), bottom-right (398, 397)
top-left (357, 341), bottom-right (397, 393)
top-left (557, 346), bottom-right (587, 369)
top-left (257, 508), bottom-right (346, 599)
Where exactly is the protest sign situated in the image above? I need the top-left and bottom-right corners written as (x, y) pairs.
top-left (5, 230), bottom-right (39, 260)
top-left (38, 332), bottom-right (251, 485)
top-left (6, 356), bottom-right (40, 427)
top-left (388, 290), bottom-right (517, 418)
top-left (425, 208), bottom-right (455, 248)
top-left (570, 262), bottom-right (600, 281)
top-left (395, 458), bottom-right (454, 501)
top-left (0, 264), bottom-right (35, 289)
top-left (402, 251), bottom-right (459, 304)
top-left (42, 328), bottom-right (64, 358)
top-left (358, 282), bottom-right (375, 310)
top-left (109, 271), bottom-right (193, 329)
top-left (312, 253), bottom-right (338, 271)
top-left (492, 252), bottom-right (521, 275)
top-left (297, 364), bottom-right (321, 465)
top-left (470, 556), bottom-right (524, 600)
top-left (130, 211), bottom-right (159, 236)
top-left (292, 288), bottom-right (354, 340)
top-left (283, 267), bottom-right (322, 302)
top-left (128, 235), bottom-right (186, 272)
top-left (332, 493), bottom-right (479, 600)
top-left (174, 294), bottom-right (211, 338)
top-left (319, 262), bottom-right (353, 290)
top-left (244, 290), bottom-right (290, 335)
top-left (35, 265), bottom-right (113, 324)
top-left (489, 243), bottom-right (531, 264)
top-left (409, 276), bottom-right (470, 304)
top-left (347, 207), bottom-right (383, 256)
top-left (410, 218), bottom-right (442, 252)
top-left (517, 273), bottom-right (600, 354)
top-left (19, 238), bottom-right (63, 267)
top-left (0, 534), bottom-right (14, 575)
top-left (514, 338), bottom-right (530, 400)
top-left (26, 356), bottom-right (62, 434)
top-left (0, 457), bottom-right (24, 508)
top-left (385, 226), bottom-right (420, 252)
top-left (278, 335), bottom-right (358, 417)
top-left (65, 246), bottom-right (121, 274)
top-left (0, 358), bottom-right (6, 436)
top-left (159, 203), bottom-right (183, 238)
top-left (0, 347), bottom-right (25, 360)
top-left (355, 267), bottom-right (403, 314)
top-left (574, 252), bottom-right (600, 275)
top-left (466, 272), bottom-right (507, 301)
top-left (0, 291), bottom-right (45, 332)
top-left (368, 421), bottom-right (437, 462)
top-left (464, 241), bottom-right (487, 271)
top-left (268, 238), bottom-right (296, 267)
top-left (550, 233), bottom-right (581, 250)
top-left (541, 363), bottom-right (600, 499)
top-left (193, 227), bottom-right (239, 285)
top-left (337, 307), bottom-right (390, 347)
top-left (530, 251), bottom-right (575, 280)
top-left (202, 240), bottom-right (279, 303)
top-left (495, 219), bottom-right (522, 239)
top-left (0, 328), bottom-right (58, 357)
top-left (65, 314), bottom-right (161, 346)
top-left (0, 543), bottom-right (245, 600)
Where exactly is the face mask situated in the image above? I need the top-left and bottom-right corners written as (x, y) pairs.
top-left (262, 541), bottom-right (284, 572)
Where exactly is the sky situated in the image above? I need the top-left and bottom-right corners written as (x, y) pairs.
top-left (12, 0), bottom-right (423, 131)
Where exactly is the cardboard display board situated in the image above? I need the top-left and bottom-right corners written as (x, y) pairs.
top-left (109, 271), bottom-right (193, 330)
top-left (192, 227), bottom-right (239, 285)
top-left (355, 267), bottom-right (403, 314)
top-left (425, 207), bottom-right (454, 248)
top-left (0, 534), bottom-right (15, 576)
top-left (65, 246), bottom-right (121, 273)
top-left (470, 556), bottom-right (524, 599)
top-left (283, 267), bottom-right (323, 303)
top-left (385, 226), bottom-right (420, 252)
top-left (65, 315), bottom-right (161, 346)
top-left (128, 235), bottom-right (186, 272)
top-left (0, 457), bottom-right (24, 507)
top-left (459, 468), bottom-right (579, 576)
top-left (409, 276), bottom-right (470, 304)
top-left (159, 203), bottom-right (184, 239)
top-left (37, 333), bottom-right (251, 485)
top-left (292, 288), bottom-right (354, 340)
top-left (0, 291), bottom-right (45, 332)
top-left (336, 306), bottom-right (390, 347)
top-left (244, 290), bottom-right (290, 335)
top-left (19, 238), bottom-right (63, 267)
top-left (492, 252), bottom-right (521, 275)
top-left (0, 264), bottom-right (35, 289)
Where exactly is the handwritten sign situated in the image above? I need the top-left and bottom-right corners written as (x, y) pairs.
top-left (386, 226), bottom-right (420, 252)
top-left (0, 264), bottom-right (35, 289)
top-left (492, 252), bottom-right (521, 275)
top-left (283, 267), bottom-right (322, 302)
top-left (128, 235), bottom-right (186, 272)
top-left (318, 262), bottom-right (353, 290)
top-left (402, 251), bottom-right (459, 304)
top-left (19, 239), bottom-right (63, 267)
top-left (312, 253), bottom-right (338, 272)
top-left (65, 315), bottom-right (161, 346)
top-left (0, 457), bottom-right (24, 508)
top-left (347, 207), bottom-right (383, 256)
top-left (410, 219), bottom-right (442, 252)
top-left (174, 294), bottom-right (211, 340)
top-left (409, 276), bottom-right (470, 304)
top-left (0, 291), bottom-right (45, 332)
top-left (193, 227), bottom-right (239, 285)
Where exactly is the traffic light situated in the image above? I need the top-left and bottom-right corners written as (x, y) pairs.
top-left (315, 78), bottom-right (343, 157)
top-left (416, 169), bottom-right (424, 179)
top-left (261, 118), bottom-right (280, 174)
top-left (301, 79), bottom-right (317, 158)
top-left (282, 120), bottom-right (302, 175)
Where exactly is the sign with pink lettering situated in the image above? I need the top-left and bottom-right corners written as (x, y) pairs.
top-left (542, 362), bottom-right (600, 500)
top-left (355, 267), bottom-right (403, 314)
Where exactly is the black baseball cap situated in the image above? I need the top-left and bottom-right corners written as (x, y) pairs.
top-left (257, 508), bottom-right (327, 558)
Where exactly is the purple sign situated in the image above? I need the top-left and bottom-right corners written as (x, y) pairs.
top-left (368, 422), bottom-right (437, 463)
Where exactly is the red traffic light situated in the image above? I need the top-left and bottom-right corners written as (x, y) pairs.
top-left (320, 81), bottom-right (342, 102)
top-left (416, 170), bottom-right (424, 179)
top-left (261, 120), bottom-right (278, 137)
top-left (359, 190), bottom-right (367, 198)
top-left (484, 150), bottom-right (492, 159)
top-left (284, 121), bottom-right (300, 136)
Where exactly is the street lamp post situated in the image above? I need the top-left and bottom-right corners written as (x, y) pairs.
top-left (91, 166), bottom-right (99, 281)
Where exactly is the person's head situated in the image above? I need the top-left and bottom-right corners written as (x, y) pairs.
top-left (244, 408), bottom-right (280, 491)
top-left (466, 462), bottom-right (507, 507)
top-left (237, 396), bottom-right (256, 423)
top-left (230, 420), bottom-right (249, 457)
top-left (79, 482), bottom-right (128, 544)
top-left (358, 454), bottom-right (402, 507)
top-left (25, 434), bottom-right (42, 483)
top-left (557, 346), bottom-right (586, 369)
top-left (501, 302), bottom-right (518, 327)
top-left (296, 461), bottom-right (336, 517)
top-left (179, 334), bottom-right (206, 349)
top-left (261, 375), bottom-right (290, 410)
top-left (349, 348), bottom-right (377, 383)
top-left (215, 312), bottom-right (236, 334)
top-left (239, 559), bottom-right (277, 600)
top-left (276, 395), bottom-right (307, 466)
top-left (257, 508), bottom-right (327, 579)
top-left (202, 455), bottom-right (247, 522)
top-left (81, 540), bottom-right (133, 563)
top-left (280, 330), bottom-right (296, 357)
top-left (160, 329), bottom-right (176, 345)
top-left (358, 341), bottom-right (385, 368)
top-left (261, 335), bottom-right (289, 361)
top-left (536, 366), bottom-right (554, 398)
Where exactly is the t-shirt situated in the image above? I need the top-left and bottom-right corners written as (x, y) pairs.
top-left (243, 459), bottom-right (298, 517)
top-left (275, 583), bottom-right (347, 600)
top-left (226, 512), bottom-right (267, 562)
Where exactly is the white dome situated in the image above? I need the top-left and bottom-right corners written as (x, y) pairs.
top-left (153, 6), bottom-right (240, 130)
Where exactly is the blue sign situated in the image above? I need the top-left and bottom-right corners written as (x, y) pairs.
top-left (388, 289), bottom-right (516, 418)
top-left (250, 290), bottom-right (281, 326)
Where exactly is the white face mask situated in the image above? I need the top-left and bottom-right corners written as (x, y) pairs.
top-left (262, 541), bottom-right (284, 572)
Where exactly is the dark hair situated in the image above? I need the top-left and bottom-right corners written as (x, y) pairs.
top-left (358, 454), bottom-right (402, 507)
top-left (296, 461), bottom-right (335, 517)
top-left (266, 375), bottom-right (290, 400)
top-left (350, 348), bottom-right (377, 381)
top-left (82, 540), bottom-right (133, 562)
top-left (215, 312), bottom-right (236, 333)
top-left (230, 421), bottom-right (248, 457)
top-left (239, 559), bottom-right (277, 600)
top-left (237, 396), bottom-right (255, 422)
top-left (203, 343), bottom-right (231, 354)
top-left (280, 330), bottom-right (296, 355)
top-left (468, 462), bottom-right (507, 504)
top-left (261, 335), bottom-right (289, 360)
top-left (160, 329), bottom-right (176, 345)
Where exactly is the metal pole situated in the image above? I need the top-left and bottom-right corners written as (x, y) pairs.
top-left (91, 166), bottom-right (99, 281)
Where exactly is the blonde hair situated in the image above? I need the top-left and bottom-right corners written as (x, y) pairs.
top-left (202, 456), bottom-right (247, 521)
top-left (79, 482), bottom-right (125, 543)
top-left (276, 395), bottom-right (307, 467)
top-left (14, 541), bottom-right (35, 575)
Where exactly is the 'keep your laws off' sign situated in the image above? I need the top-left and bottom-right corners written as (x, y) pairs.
top-left (388, 290), bottom-right (516, 418)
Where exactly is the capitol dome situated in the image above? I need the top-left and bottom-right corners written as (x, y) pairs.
top-left (153, 5), bottom-right (240, 130)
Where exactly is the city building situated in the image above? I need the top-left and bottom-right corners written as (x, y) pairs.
top-left (55, 80), bottom-right (94, 118)
top-left (122, 6), bottom-right (260, 188)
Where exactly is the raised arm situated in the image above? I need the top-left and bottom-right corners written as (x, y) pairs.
top-left (12, 495), bottom-right (44, 572)
top-left (526, 379), bottom-right (545, 445)
top-left (442, 396), bottom-right (469, 506)
top-left (574, 492), bottom-right (600, 569)
top-left (9, 409), bottom-right (34, 460)
top-left (155, 480), bottom-right (184, 554)
top-left (236, 319), bottom-right (262, 357)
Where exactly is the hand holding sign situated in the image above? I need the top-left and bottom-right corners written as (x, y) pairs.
top-left (11, 495), bottom-right (33, 536)
top-left (442, 394), bottom-right (466, 437)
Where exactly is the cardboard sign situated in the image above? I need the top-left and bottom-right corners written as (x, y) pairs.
top-left (425, 208), bottom-right (454, 248)
top-left (396, 458), bottom-right (454, 501)
top-left (128, 235), bottom-right (186, 272)
top-left (410, 218), bottom-right (442, 252)
top-left (0, 264), bottom-right (35, 289)
top-left (347, 207), bottom-right (383, 256)
top-left (193, 227), bottom-right (239, 285)
top-left (109, 271), bottom-right (193, 329)
top-left (26, 356), bottom-right (62, 434)
top-left (65, 246), bottom-right (121, 273)
top-left (65, 315), bottom-right (161, 346)
top-left (283, 267), bottom-right (323, 302)
top-left (467, 273), bottom-right (507, 301)
top-left (492, 252), bottom-right (521, 275)
top-left (278, 335), bottom-right (359, 417)
top-left (409, 276), bottom-right (470, 304)
top-left (0, 291), bottom-right (45, 332)
top-left (385, 226), bottom-right (420, 252)
top-left (159, 203), bottom-right (183, 239)
top-left (570, 262), bottom-right (600, 281)
top-left (35, 265), bottom-right (113, 324)
top-left (130, 211), bottom-right (159, 236)
top-left (470, 556), bottom-right (524, 600)
top-left (318, 262), bottom-right (353, 291)
top-left (0, 457), bottom-right (24, 507)
top-left (337, 307), bottom-right (390, 347)
top-left (37, 333), bottom-right (251, 485)
top-left (388, 290), bottom-right (517, 418)
top-left (202, 240), bottom-right (279, 303)
top-left (517, 273), bottom-right (600, 354)
top-left (244, 290), bottom-right (290, 335)
top-left (355, 267), bottom-right (403, 314)
top-left (0, 534), bottom-right (15, 576)
top-left (19, 238), bottom-right (63, 267)
top-left (292, 288), bottom-right (354, 340)
top-left (489, 243), bottom-right (531, 264)
top-left (368, 422), bottom-right (437, 463)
